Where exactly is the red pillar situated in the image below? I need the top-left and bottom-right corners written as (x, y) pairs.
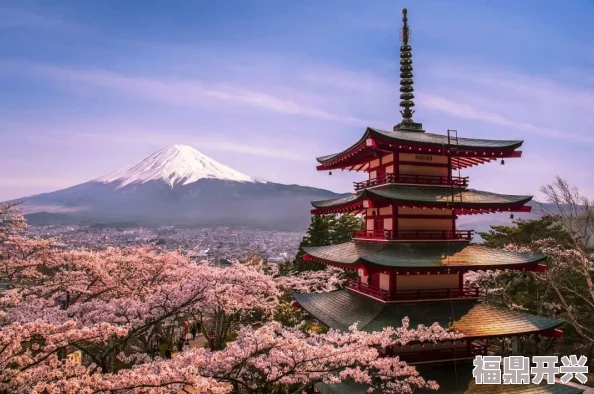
top-left (393, 204), bottom-right (398, 237)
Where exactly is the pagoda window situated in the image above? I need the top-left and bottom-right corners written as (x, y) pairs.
top-left (396, 273), bottom-right (459, 291)
top-left (379, 206), bottom-right (392, 215)
top-left (379, 273), bottom-right (390, 291)
top-left (368, 158), bottom-right (381, 170)
top-left (399, 164), bottom-right (448, 177)
top-left (398, 153), bottom-right (449, 178)
top-left (397, 207), bottom-right (453, 232)
top-left (357, 268), bottom-right (368, 283)
top-left (385, 164), bottom-right (394, 174)
top-left (365, 207), bottom-right (392, 216)
top-left (397, 218), bottom-right (452, 231)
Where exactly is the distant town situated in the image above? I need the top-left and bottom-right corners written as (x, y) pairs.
top-left (27, 224), bottom-right (302, 266)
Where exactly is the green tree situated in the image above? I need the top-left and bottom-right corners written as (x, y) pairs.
top-left (479, 216), bottom-right (572, 249)
top-left (332, 214), bottom-right (365, 244)
top-left (293, 214), bottom-right (364, 272)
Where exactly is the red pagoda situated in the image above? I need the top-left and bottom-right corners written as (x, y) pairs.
top-left (295, 8), bottom-right (582, 394)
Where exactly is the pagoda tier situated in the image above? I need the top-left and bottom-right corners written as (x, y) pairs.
top-left (303, 242), bottom-right (546, 271)
top-left (303, 241), bottom-right (545, 302)
top-left (311, 185), bottom-right (532, 216)
top-left (316, 128), bottom-right (523, 172)
top-left (294, 290), bottom-right (562, 338)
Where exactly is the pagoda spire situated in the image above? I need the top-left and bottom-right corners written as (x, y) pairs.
top-left (394, 8), bottom-right (424, 132)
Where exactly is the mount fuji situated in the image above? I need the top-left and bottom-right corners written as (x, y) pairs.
top-left (97, 145), bottom-right (265, 188)
top-left (17, 145), bottom-right (344, 230)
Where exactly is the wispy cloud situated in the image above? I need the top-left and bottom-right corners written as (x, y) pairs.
top-left (29, 64), bottom-right (371, 125)
top-left (298, 60), bottom-right (594, 143)
top-left (3, 42), bottom-right (594, 199)
top-left (74, 129), bottom-right (310, 162)
top-left (419, 93), bottom-right (594, 142)
top-left (0, 117), bottom-right (310, 162)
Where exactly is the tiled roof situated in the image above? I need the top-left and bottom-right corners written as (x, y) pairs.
top-left (303, 241), bottom-right (546, 269)
top-left (311, 186), bottom-right (532, 209)
top-left (372, 128), bottom-right (524, 149)
top-left (294, 290), bottom-right (562, 337)
top-left (316, 128), bottom-right (524, 164)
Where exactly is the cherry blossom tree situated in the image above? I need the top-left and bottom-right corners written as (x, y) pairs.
top-left (197, 318), bottom-right (461, 394)
top-left (276, 266), bottom-right (346, 295)
top-left (475, 178), bottom-right (594, 360)
top-left (191, 261), bottom-right (280, 350)
top-left (0, 202), bottom-right (26, 240)
top-left (0, 207), bottom-right (459, 393)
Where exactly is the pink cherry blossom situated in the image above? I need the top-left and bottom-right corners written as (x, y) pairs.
top-left (0, 206), bottom-right (457, 393)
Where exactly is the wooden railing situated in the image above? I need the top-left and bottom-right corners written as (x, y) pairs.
top-left (346, 279), bottom-right (390, 301)
top-left (352, 229), bottom-right (474, 241)
top-left (352, 230), bottom-right (393, 239)
top-left (346, 279), bottom-right (482, 301)
top-left (354, 174), bottom-right (468, 190)
top-left (389, 286), bottom-right (481, 301)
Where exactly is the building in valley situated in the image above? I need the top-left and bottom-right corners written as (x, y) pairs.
top-left (295, 8), bottom-right (583, 394)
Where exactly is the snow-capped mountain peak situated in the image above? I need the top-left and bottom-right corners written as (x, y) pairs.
top-left (97, 144), bottom-right (265, 188)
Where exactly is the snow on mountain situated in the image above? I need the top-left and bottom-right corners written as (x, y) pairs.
top-left (97, 145), bottom-right (265, 188)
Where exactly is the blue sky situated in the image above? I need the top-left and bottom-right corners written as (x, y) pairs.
top-left (1, 0), bottom-right (594, 201)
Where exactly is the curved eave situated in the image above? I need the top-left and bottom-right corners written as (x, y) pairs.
top-left (303, 242), bottom-right (547, 270)
top-left (311, 192), bottom-right (364, 210)
top-left (294, 290), bottom-right (563, 338)
top-left (371, 128), bottom-right (524, 150)
top-left (311, 186), bottom-right (533, 213)
top-left (316, 129), bottom-right (373, 165)
top-left (316, 128), bottom-right (524, 171)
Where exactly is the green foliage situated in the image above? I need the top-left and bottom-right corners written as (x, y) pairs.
top-left (293, 214), bottom-right (364, 272)
top-left (479, 216), bottom-right (592, 355)
top-left (276, 258), bottom-right (294, 277)
top-left (273, 301), bottom-right (307, 327)
top-left (479, 216), bottom-right (572, 249)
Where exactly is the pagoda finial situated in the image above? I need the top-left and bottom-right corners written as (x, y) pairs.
top-left (394, 8), bottom-right (424, 132)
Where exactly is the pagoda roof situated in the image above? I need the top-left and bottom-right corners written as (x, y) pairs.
top-left (302, 241), bottom-right (546, 270)
top-left (316, 128), bottom-right (524, 169)
top-left (315, 364), bottom-right (584, 394)
top-left (294, 290), bottom-right (563, 337)
top-left (311, 185), bottom-right (532, 213)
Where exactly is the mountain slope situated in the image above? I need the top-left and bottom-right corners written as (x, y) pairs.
top-left (16, 145), bottom-right (345, 230)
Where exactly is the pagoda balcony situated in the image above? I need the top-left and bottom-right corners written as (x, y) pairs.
top-left (353, 174), bottom-right (468, 190)
top-left (346, 279), bottom-right (482, 302)
top-left (352, 229), bottom-right (474, 241)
